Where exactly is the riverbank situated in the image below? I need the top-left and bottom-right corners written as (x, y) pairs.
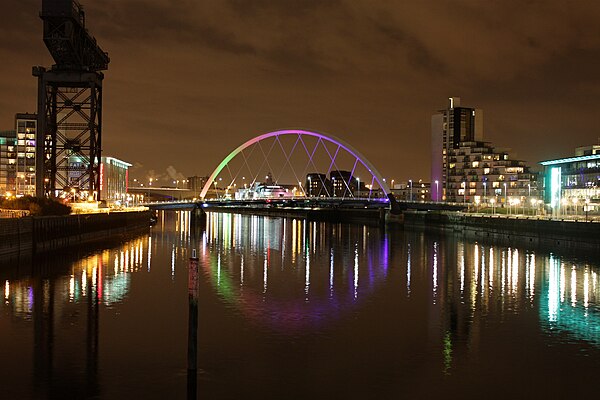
top-left (0, 210), bottom-right (152, 258)
top-left (404, 210), bottom-right (600, 253)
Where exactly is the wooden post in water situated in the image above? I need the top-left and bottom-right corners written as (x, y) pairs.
top-left (187, 249), bottom-right (199, 398)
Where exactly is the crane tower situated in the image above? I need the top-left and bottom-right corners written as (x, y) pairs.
top-left (33, 0), bottom-right (110, 199)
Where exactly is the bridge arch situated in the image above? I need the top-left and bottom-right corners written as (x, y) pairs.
top-left (200, 129), bottom-right (393, 204)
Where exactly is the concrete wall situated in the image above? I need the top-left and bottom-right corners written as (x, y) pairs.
top-left (404, 211), bottom-right (600, 253)
top-left (0, 211), bottom-right (151, 258)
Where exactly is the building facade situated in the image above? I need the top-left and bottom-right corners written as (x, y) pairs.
top-left (431, 97), bottom-right (483, 201)
top-left (540, 145), bottom-right (600, 215)
top-left (447, 141), bottom-right (538, 204)
top-left (306, 173), bottom-right (329, 197)
top-left (391, 181), bottom-right (431, 202)
top-left (101, 157), bottom-right (132, 204)
top-left (0, 130), bottom-right (17, 195)
top-left (15, 113), bottom-right (37, 196)
top-left (303, 171), bottom-right (365, 198)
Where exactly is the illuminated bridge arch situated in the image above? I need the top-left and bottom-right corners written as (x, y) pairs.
top-left (200, 129), bottom-right (393, 204)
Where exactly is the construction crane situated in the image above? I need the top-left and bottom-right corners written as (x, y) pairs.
top-left (33, 0), bottom-right (110, 199)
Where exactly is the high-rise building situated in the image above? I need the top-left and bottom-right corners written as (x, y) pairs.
top-left (15, 113), bottom-right (37, 196)
top-left (0, 130), bottom-right (17, 195)
top-left (431, 97), bottom-right (483, 201)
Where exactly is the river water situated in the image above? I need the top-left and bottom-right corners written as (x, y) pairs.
top-left (1, 211), bottom-right (599, 399)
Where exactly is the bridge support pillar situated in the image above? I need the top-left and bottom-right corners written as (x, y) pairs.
top-left (190, 205), bottom-right (206, 232)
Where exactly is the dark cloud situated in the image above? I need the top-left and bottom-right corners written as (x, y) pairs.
top-left (1, 0), bottom-right (600, 182)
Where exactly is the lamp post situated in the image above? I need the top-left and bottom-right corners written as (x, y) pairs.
top-left (332, 176), bottom-right (336, 197)
top-left (435, 180), bottom-right (439, 202)
top-left (409, 179), bottom-right (413, 202)
top-left (528, 183), bottom-right (531, 215)
top-left (504, 182), bottom-right (507, 210)
top-left (585, 198), bottom-right (590, 221)
top-left (483, 181), bottom-right (487, 205)
top-left (463, 181), bottom-right (466, 205)
top-left (356, 177), bottom-right (360, 198)
top-left (19, 174), bottom-right (25, 196)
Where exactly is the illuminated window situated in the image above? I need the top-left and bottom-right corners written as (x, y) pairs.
top-left (493, 182), bottom-right (500, 188)
top-left (472, 161), bottom-right (479, 168)
top-left (484, 168), bottom-right (490, 174)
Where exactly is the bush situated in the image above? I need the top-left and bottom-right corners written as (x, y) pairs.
top-left (0, 196), bottom-right (71, 216)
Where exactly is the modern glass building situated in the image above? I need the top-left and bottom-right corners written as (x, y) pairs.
top-left (540, 145), bottom-right (600, 214)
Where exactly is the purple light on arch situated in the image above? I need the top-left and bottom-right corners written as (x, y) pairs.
top-left (200, 129), bottom-right (391, 199)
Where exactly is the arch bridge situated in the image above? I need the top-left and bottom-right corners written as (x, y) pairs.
top-left (199, 129), bottom-right (401, 213)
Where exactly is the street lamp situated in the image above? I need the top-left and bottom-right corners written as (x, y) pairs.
top-left (18, 174), bottom-right (25, 196)
top-left (463, 181), bottom-right (466, 205)
top-left (332, 176), bottom-right (336, 197)
top-left (530, 198), bottom-right (537, 216)
top-left (490, 198), bottom-right (496, 214)
top-left (585, 198), bottom-right (590, 221)
top-left (483, 181), bottom-right (487, 205)
top-left (409, 179), bottom-right (413, 202)
top-left (435, 180), bottom-right (439, 202)
top-left (504, 182), bottom-right (507, 209)
top-left (356, 177), bottom-right (360, 198)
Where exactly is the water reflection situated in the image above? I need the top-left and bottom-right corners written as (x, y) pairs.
top-left (201, 213), bottom-right (390, 332)
top-left (2, 235), bottom-right (153, 314)
top-left (542, 255), bottom-right (600, 344)
top-left (0, 234), bottom-right (152, 398)
top-left (423, 237), bottom-right (600, 350)
top-left (0, 212), bottom-right (599, 399)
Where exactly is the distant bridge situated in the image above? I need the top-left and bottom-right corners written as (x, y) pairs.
top-left (198, 129), bottom-right (401, 212)
top-left (142, 128), bottom-right (469, 220)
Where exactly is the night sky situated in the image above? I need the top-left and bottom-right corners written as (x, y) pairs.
top-left (1, 0), bottom-right (600, 184)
